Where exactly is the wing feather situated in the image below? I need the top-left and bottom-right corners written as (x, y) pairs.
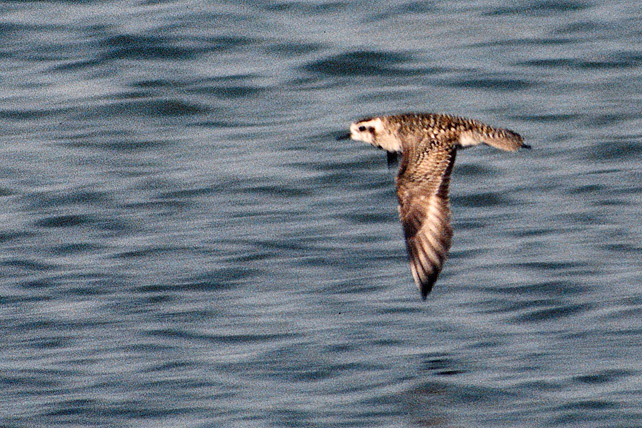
top-left (397, 140), bottom-right (457, 299)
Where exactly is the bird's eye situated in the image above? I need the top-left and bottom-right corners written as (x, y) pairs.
top-left (358, 126), bottom-right (366, 132)
top-left (367, 127), bottom-right (375, 133)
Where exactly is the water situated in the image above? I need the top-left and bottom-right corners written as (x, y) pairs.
top-left (1, 1), bottom-right (641, 427)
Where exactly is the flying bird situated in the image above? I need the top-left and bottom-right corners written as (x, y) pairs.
top-left (338, 113), bottom-right (529, 299)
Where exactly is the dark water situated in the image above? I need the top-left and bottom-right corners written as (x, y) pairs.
top-left (1, 1), bottom-right (641, 427)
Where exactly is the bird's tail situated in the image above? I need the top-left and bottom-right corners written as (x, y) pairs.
top-left (458, 125), bottom-right (530, 151)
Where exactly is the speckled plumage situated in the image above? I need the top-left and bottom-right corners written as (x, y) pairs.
top-left (341, 113), bottom-right (529, 299)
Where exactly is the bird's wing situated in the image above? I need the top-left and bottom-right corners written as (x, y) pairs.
top-left (396, 139), bottom-right (457, 299)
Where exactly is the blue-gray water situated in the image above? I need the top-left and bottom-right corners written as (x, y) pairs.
top-left (1, 1), bottom-right (641, 427)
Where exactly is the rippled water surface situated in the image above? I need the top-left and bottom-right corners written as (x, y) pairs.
top-left (1, 1), bottom-right (641, 427)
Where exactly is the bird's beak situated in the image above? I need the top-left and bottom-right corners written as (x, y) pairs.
top-left (336, 133), bottom-right (351, 141)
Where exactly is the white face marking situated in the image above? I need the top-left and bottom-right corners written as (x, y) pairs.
top-left (349, 117), bottom-right (401, 152)
top-left (349, 118), bottom-right (382, 145)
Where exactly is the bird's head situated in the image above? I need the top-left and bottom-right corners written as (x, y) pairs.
top-left (338, 117), bottom-right (401, 153)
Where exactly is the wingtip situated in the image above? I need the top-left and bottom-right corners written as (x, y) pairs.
top-left (420, 283), bottom-right (434, 300)
top-left (521, 143), bottom-right (532, 149)
top-left (387, 151), bottom-right (400, 168)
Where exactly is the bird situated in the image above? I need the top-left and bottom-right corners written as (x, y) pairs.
top-left (338, 113), bottom-right (529, 300)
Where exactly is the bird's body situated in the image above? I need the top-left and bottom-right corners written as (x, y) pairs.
top-left (339, 113), bottom-right (529, 299)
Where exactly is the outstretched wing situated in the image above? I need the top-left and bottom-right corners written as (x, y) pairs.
top-left (396, 139), bottom-right (457, 299)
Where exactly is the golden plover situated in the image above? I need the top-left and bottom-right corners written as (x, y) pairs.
top-left (338, 113), bottom-right (529, 300)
